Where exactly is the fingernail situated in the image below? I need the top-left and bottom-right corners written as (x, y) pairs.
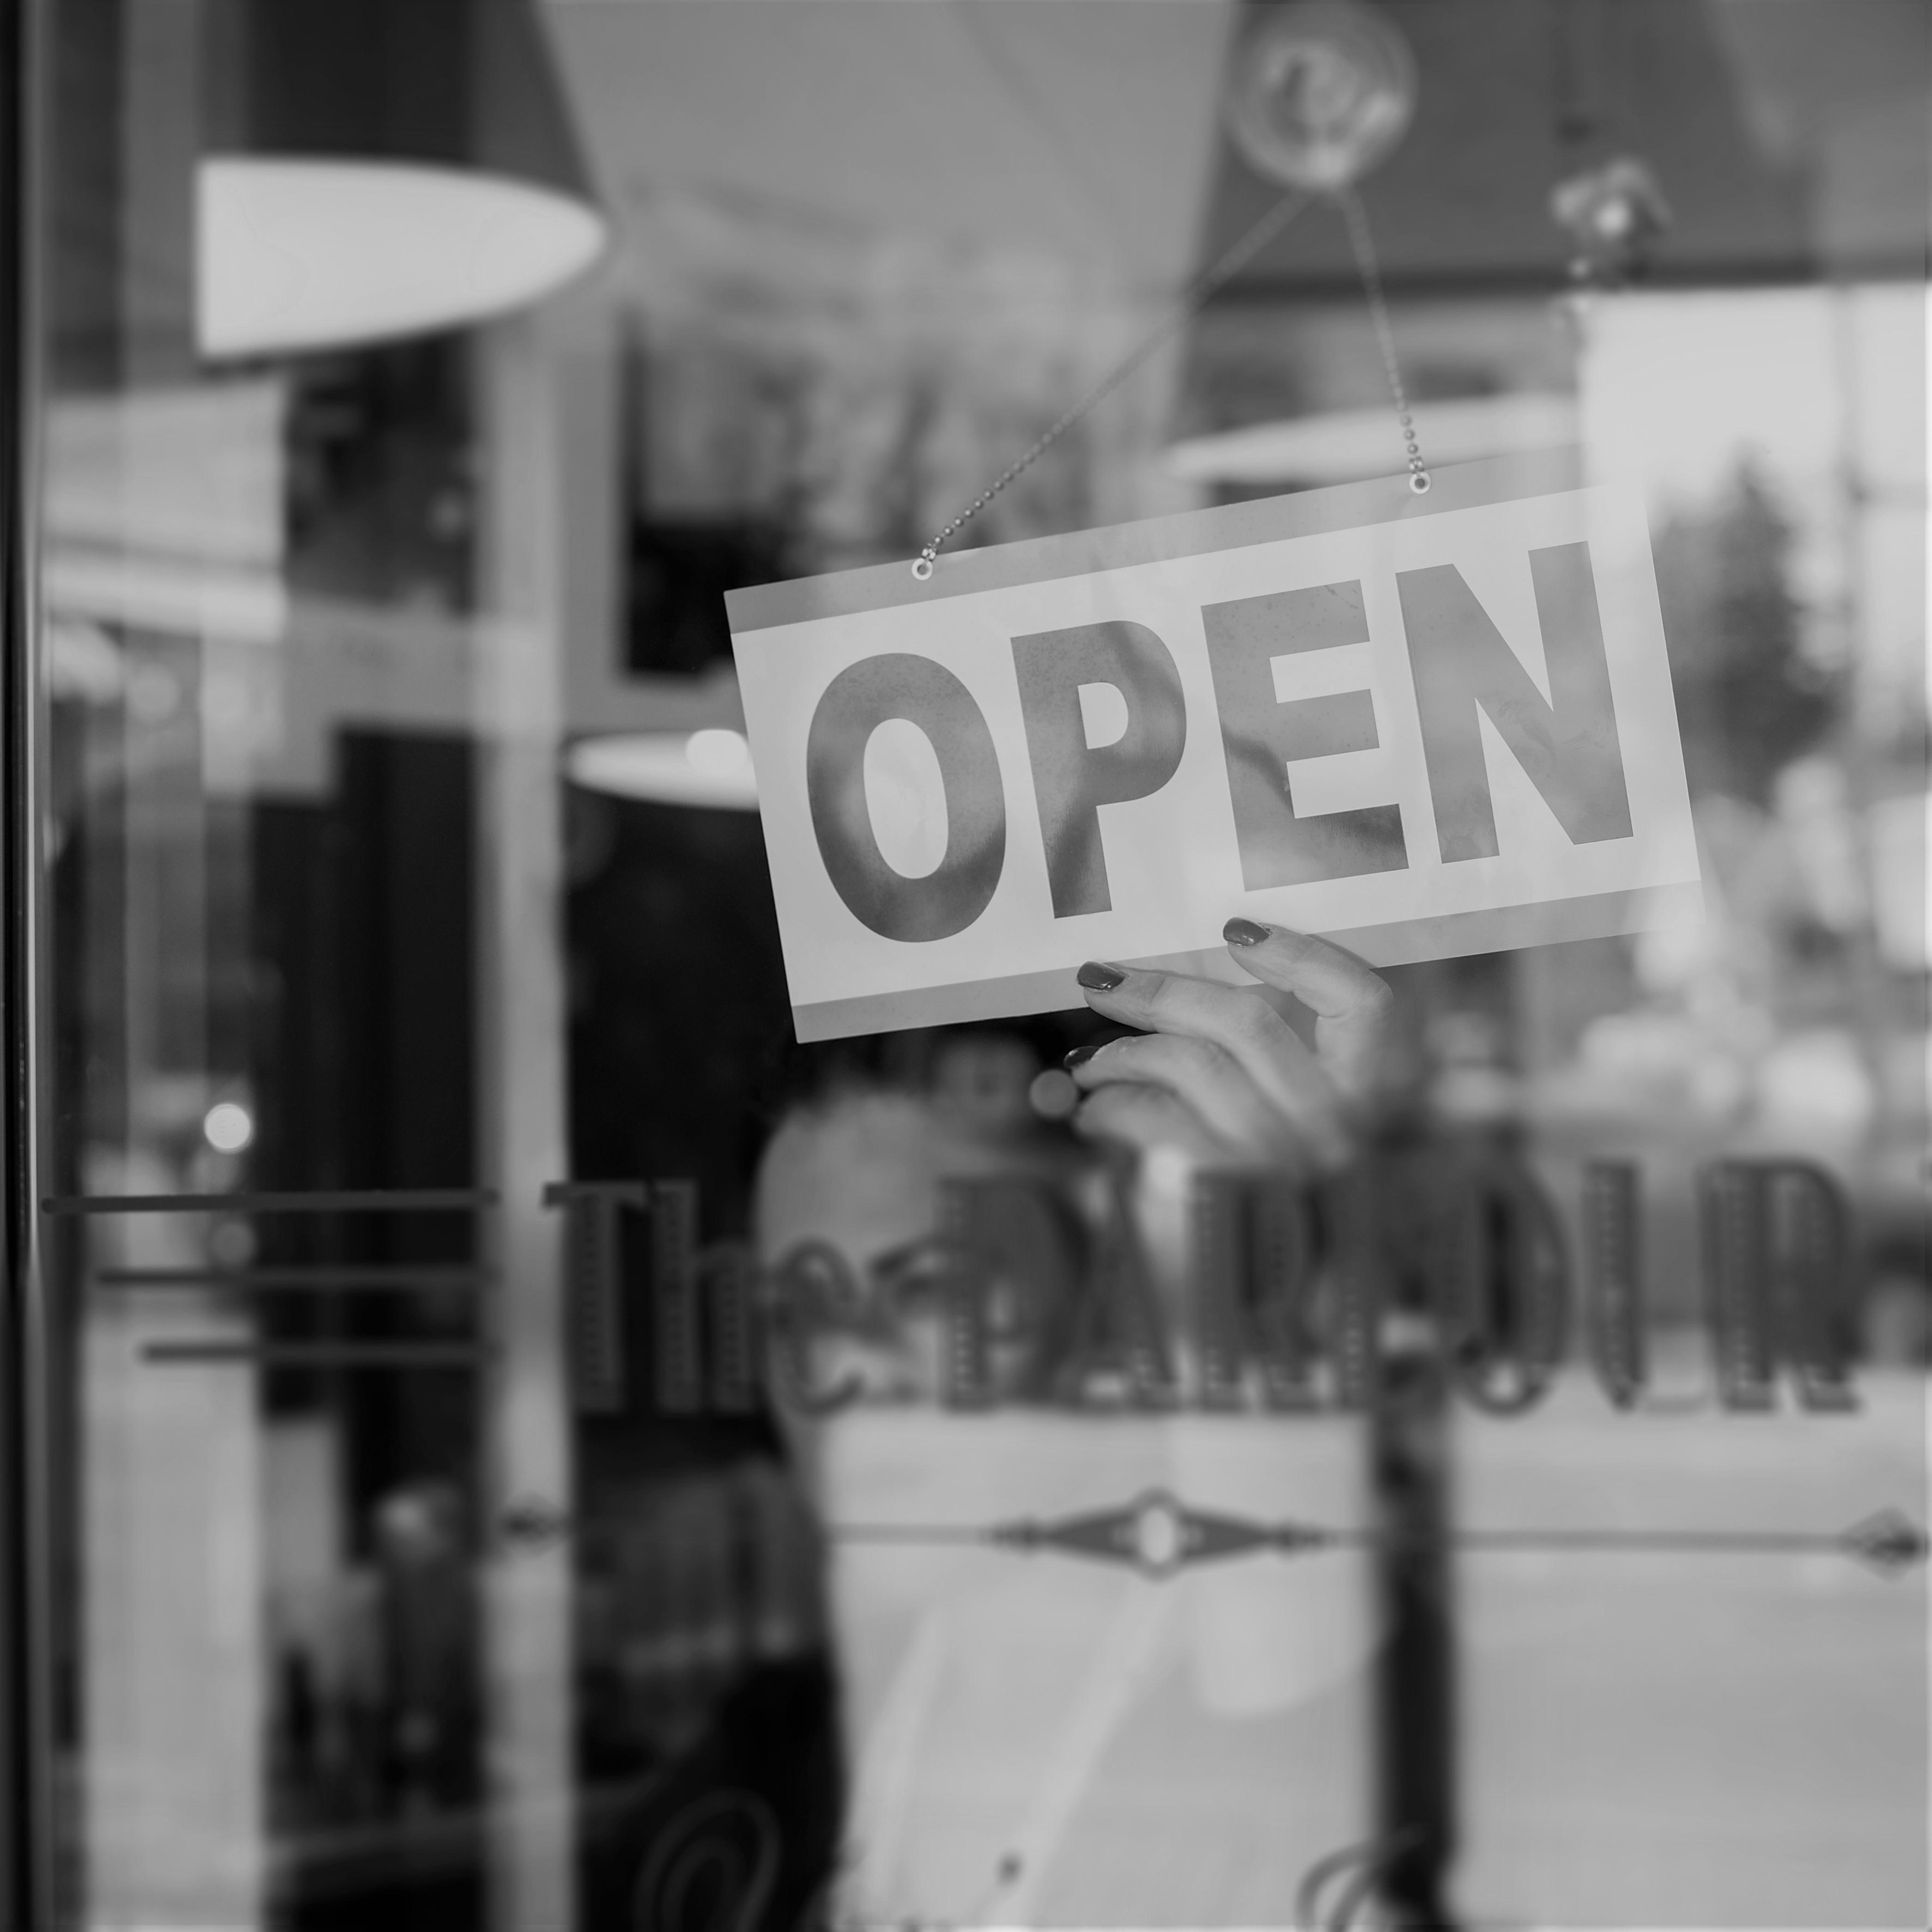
top-left (1063, 1043), bottom-right (1100, 1070)
top-left (1223, 917), bottom-right (1270, 947)
top-left (1077, 961), bottom-right (1127, 992)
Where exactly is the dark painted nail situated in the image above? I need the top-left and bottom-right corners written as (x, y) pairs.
top-left (1077, 961), bottom-right (1127, 992)
top-left (1223, 917), bottom-right (1271, 947)
top-left (1063, 1044), bottom-right (1100, 1071)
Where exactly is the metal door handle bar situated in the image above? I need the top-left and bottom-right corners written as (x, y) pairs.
top-left (44, 1189), bottom-right (497, 1214)
top-left (95, 1266), bottom-right (492, 1290)
top-left (139, 1341), bottom-right (496, 1367)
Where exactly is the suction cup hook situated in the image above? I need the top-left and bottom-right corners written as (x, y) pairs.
top-left (1225, 1), bottom-right (1417, 194)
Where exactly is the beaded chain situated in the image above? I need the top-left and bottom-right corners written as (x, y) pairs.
top-left (910, 188), bottom-right (1429, 580)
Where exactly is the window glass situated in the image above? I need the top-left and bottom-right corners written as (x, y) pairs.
top-left (26, 3), bottom-right (1927, 1928)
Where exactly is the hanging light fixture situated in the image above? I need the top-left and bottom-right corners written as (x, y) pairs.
top-left (564, 727), bottom-right (760, 812)
top-left (198, 0), bottom-right (606, 358)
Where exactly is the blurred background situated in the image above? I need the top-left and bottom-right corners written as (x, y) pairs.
top-left (18, 0), bottom-right (1929, 1927)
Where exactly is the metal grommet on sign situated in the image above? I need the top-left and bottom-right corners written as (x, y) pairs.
top-left (911, 555), bottom-right (935, 582)
top-left (1409, 472), bottom-right (1431, 495)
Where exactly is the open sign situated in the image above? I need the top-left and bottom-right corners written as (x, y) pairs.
top-left (728, 455), bottom-right (1699, 1042)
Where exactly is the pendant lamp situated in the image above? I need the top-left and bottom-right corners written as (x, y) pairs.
top-left (565, 728), bottom-right (760, 812)
top-left (198, 0), bottom-right (606, 358)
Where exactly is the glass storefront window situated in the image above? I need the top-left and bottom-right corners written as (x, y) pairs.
top-left (6, 2), bottom-right (1927, 1928)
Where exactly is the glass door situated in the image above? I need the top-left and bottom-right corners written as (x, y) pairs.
top-left (12, 3), bottom-right (1929, 1930)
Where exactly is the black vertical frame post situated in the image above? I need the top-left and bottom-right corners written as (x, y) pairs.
top-left (0, 0), bottom-right (52, 1920)
top-left (1361, 1117), bottom-right (1461, 1929)
top-left (1373, 1357), bottom-right (1457, 1925)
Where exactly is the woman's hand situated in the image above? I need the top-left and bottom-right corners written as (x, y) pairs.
top-left (1063, 919), bottom-right (1393, 1175)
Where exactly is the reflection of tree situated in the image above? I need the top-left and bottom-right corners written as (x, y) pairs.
top-left (1652, 462), bottom-right (1840, 806)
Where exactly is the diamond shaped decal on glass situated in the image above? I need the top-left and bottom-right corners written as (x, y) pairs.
top-left (1840, 1509), bottom-right (1929, 1579)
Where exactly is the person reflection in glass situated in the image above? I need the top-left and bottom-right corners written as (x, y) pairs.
top-left (754, 921), bottom-right (1397, 1928)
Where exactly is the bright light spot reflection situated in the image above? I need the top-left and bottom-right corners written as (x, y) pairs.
top-left (565, 733), bottom-right (759, 810)
top-left (203, 1101), bottom-right (254, 1153)
top-left (686, 728), bottom-right (751, 775)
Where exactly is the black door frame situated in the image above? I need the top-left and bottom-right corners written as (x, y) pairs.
top-left (2, 0), bottom-right (55, 1920)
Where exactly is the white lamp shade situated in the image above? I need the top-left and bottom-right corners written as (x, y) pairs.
top-left (197, 157), bottom-right (605, 358)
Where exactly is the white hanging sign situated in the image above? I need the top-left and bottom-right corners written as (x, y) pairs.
top-left (727, 455), bottom-right (1699, 1042)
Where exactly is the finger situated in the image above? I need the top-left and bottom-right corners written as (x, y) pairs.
top-left (1221, 921), bottom-right (1393, 1099)
top-left (1075, 962), bottom-right (1349, 1160)
top-left (1066, 1033), bottom-right (1305, 1168)
top-left (1072, 1082), bottom-right (1227, 1165)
